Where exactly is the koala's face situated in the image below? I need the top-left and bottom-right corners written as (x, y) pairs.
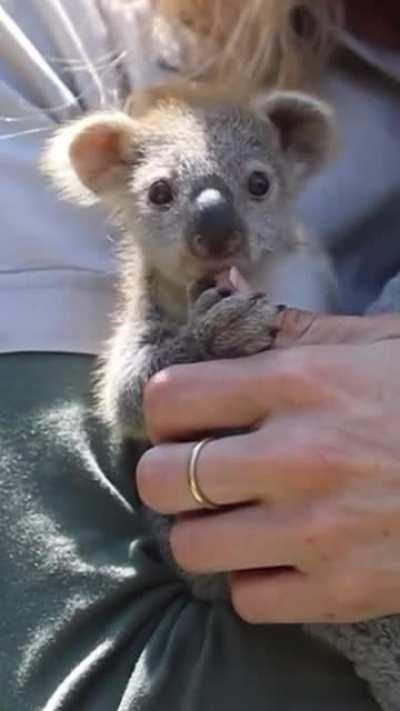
top-left (44, 87), bottom-right (334, 287)
top-left (122, 102), bottom-right (293, 285)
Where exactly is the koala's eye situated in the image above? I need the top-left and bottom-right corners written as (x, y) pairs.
top-left (248, 171), bottom-right (271, 199)
top-left (149, 180), bottom-right (174, 207)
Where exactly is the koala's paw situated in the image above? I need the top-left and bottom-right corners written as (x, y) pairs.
top-left (189, 287), bottom-right (280, 359)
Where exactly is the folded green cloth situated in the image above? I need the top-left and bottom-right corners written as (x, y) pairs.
top-left (0, 354), bottom-right (379, 710)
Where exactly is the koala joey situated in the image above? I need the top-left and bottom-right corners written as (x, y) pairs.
top-left (43, 82), bottom-right (337, 437)
top-left (44, 82), bottom-right (400, 711)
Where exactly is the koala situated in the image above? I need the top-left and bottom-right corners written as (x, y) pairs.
top-left (42, 81), bottom-right (400, 711)
top-left (43, 82), bottom-right (336, 437)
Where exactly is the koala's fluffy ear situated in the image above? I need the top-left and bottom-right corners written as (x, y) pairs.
top-left (252, 91), bottom-right (336, 185)
top-left (41, 112), bottom-right (140, 205)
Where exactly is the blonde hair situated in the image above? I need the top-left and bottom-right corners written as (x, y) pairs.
top-left (156, 0), bottom-right (343, 89)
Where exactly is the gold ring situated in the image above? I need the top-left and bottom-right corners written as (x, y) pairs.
top-left (187, 438), bottom-right (220, 510)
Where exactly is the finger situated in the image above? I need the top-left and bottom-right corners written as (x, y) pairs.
top-left (145, 311), bottom-right (400, 443)
top-left (144, 350), bottom-right (330, 444)
top-left (231, 569), bottom-right (336, 624)
top-left (170, 504), bottom-right (303, 574)
top-left (137, 434), bottom-right (267, 514)
top-left (137, 421), bottom-right (337, 514)
top-left (274, 309), bottom-right (400, 348)
top-left (137, 436), bottom-right (257, 514)
top-left (143, 357), bottom-right (268, 443)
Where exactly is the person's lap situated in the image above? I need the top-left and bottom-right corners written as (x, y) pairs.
top-left (0, 353), bottom-right (379, 710)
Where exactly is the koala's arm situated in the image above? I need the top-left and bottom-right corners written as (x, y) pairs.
top-left (97, 287), bottom-right (280, 439)
top-left (96, 311), bottom-right (203, 439)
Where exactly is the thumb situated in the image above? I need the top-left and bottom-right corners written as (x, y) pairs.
top-left (273, 308), bottom-right (400, 348)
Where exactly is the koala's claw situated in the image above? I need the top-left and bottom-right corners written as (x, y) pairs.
top-left (190, 286), bottom-right (280, 359)
top-left (217, 288), bottom-right (234, 298)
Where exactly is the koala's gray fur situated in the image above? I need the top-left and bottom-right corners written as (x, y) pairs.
top-left (43, 81), bottom-right (399, 711)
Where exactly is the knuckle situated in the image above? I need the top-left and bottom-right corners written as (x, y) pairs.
top-left (136, 448), bottom-right (165, 511)
top-left (143, 366), bottom-right (183, 428)
top-left (231, 580), bottom-right (263, 624)
top-left (144, 366), bottom-right (179, 409)
top-left (170, 521), bottom-right (201, 573)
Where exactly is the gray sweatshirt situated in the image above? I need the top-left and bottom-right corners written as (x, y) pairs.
top-left (1, 0), bottom-right (400, 355)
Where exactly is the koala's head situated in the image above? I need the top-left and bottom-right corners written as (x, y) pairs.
top-left (43, 83), bottom-right (335, 286)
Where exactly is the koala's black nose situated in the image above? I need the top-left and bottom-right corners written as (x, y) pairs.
top-left (187, 189), bottom-right (244, 259)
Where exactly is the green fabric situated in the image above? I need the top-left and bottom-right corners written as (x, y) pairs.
top-left (0, 354), bottom-right (379, 710)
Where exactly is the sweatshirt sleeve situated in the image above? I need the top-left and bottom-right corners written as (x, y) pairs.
top-left (0, 1), bottom-right (121, 355)
top-left (0, 0), bottom-right (190, 355)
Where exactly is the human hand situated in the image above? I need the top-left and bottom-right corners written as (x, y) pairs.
top-left (137, 309), bottom-right (400, 625)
